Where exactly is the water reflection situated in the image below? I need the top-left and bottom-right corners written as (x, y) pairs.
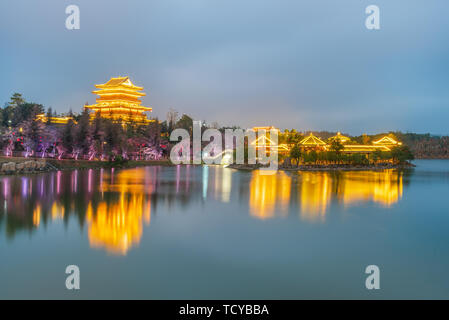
top-left (249, 171), bottom-right (291, 219)
top-left (86, 169), bottom-right (152, 255)
top-left (0, 166), bottom-right (408, 254)
top-left (299, 172), bottom-right (331, 222)
top-left (297, 170), bottom-right (404, 222)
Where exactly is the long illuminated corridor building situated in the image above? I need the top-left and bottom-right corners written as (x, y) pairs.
top-left (84, 76), bottom-right (153, 124)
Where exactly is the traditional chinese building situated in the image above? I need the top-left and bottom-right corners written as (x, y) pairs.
top-left (84, 76), bottom-right (153, 124)
top-left (252, 126), bottom-right (290, 154)
top-left (328, 132), bottom-right (351, 144)
top-left (299, 133), bottom-right (327, 151)
top-left (35, 113), bottom-right (73, 125)
top-left (299, 132), bottom-right (401, 154)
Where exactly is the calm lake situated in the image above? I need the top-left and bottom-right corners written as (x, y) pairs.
top-left (1, 160), bottom-right (449, 299)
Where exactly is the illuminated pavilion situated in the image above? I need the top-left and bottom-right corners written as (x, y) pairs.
top-left (84, 76), bottom-right (153, 124)
top-left (328, 132), bottom-right (351, 144)
top-left (299, 133), bottom-right (327, 150)
top-left (298, 132), bottom-right (401, 154)
top-left (35, 113), bottom-right (73, 125)
top-left (252, 126), bottom-right (290, 154)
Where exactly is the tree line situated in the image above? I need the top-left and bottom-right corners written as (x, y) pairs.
top-left (0, 93), bottom-right (163, 161)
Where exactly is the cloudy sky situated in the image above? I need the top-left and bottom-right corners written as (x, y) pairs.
top-left (1, 0), bottom-right (448, 134)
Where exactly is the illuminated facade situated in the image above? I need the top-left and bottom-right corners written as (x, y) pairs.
top-left (299, 132), bottom-right (401, 154)
top-left (328, 132), bottom-right (350, 144)
top-left (299, 133), bottom-right (327, 150)
top-left (84, 76), bottom-right (153, 124)
top-left (252, 126), bottom-right (290, 154)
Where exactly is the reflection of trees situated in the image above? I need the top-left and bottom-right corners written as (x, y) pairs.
top-left (0, 167), bottom-right (410, 251)
top-left (0, 167), bottom-right (208, 254)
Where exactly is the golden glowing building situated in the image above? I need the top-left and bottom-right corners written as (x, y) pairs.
top-left (252, 126), bottom-right (290, 154)
top-left (36, 113), bottom-right (73, 125)
top-left (297, 132), bottom-right (402, 154)
top-left (341, 135), bottom-right (401, 153)
top-left (84, 76), bottom-right (153, 124)
top-left (328, 132), bottom-right (351, 144)
top-left (373, 136), bottom-right (402, 147)
top-left (299, 133), bottom-right (327, 150)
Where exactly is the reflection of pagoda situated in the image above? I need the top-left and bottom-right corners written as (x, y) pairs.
top-left (84, 76), bottom-right (153, 124)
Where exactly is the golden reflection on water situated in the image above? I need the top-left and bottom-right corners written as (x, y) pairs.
top-left (249, 171), bottom-right (291, 219)
top-left (86, 169), bottom-right (152, 255)
top-left (339, 171), bottom-right (403, 208)
top-left (0, 166), bottom-right (405, 255)
top-left (249, 169), bottom-right (403, 222)
top-left (299, 172), bottom-right (331, 222)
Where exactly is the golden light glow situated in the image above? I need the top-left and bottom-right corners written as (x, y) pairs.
top-left (86, 169), bottom-right (152, 255)
top-left (339, 170), bottom-right (403, 207)
top-left (85, 76), bottom-right (154, 124)
top-left (342, 144), bottom-right (391, 152)
top-left (373, 136), bottom-right (402, 146)
top-left (51, 202), bottom-right (65, 220)
top-left (300, 133), bottom-right (327, 146)
top-left (298, 170), bottom-right (403, 222)
top-left (296, 134), bottom-right (402, 153)
top-left (252, 126), bottom-right (290, 154)
top-left (32, 204), bottom-right (41, 227)
top-left (249, 170), bottom-right (291, 219)
top-left (299, 172), bottom-right (331, 222)
top-left (248, 169), bottom-right (404, 222)
top-left (36, 114), bottom-right (74, 124)
top-left (328, 132), bottom-right (350, 144)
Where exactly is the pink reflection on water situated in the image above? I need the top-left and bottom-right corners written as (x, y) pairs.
top-left (88, 169), bottom-right (93, 193)
top-left (3, 178), bottom-right (9, 198)
top-left (21, 177), bottom-right (28, 197)
top-left (39, 177), bottom-right (44, 197)
top-left (56, 171), bottom-right (61, 194)
top-left (72, 170), bottom-right (78, 193)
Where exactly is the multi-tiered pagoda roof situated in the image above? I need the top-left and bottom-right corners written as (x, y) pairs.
top-left (85, 76), bottom-right (152, 124)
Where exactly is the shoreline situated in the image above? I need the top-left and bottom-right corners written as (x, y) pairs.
top-left (0, 157), bottom-right (173, 175)
top-left (227, 162), bottom-right (416, 172)
top-left (0, 156), bottom-right (427, 176)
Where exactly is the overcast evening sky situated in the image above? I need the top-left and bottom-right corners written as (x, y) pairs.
top-left (1, 0), bottom-right (448, 135)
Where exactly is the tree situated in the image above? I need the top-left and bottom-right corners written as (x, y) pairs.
top-left (22, 114), bottom-right (44, 157)
top-left (372, 149), bottom-right (382, 163)
top-left (175, 114), bottom-right (193, 132)
top-left (61, 119), bottom-right (76, 156)
top-left (8, 93), bottom-right (25, 108)
top-left (362, 133), bottom-right (370, 145)
top-left (12, 103), bottom-right (44, 127)
top-left (73, 109), bottom-right (91, 158)
top-left (391, 145), bottom-right (414, 164)
top-left (46, 107), bottom-right (53, 125)
top-left (289, 144), bottom-right (302, 166)
top-left (166, 108), bottom-right (179, 133)
top-left (329, 138), bottom-right (344, 155)
top-left (2, 93), bottom-right (26, 126)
